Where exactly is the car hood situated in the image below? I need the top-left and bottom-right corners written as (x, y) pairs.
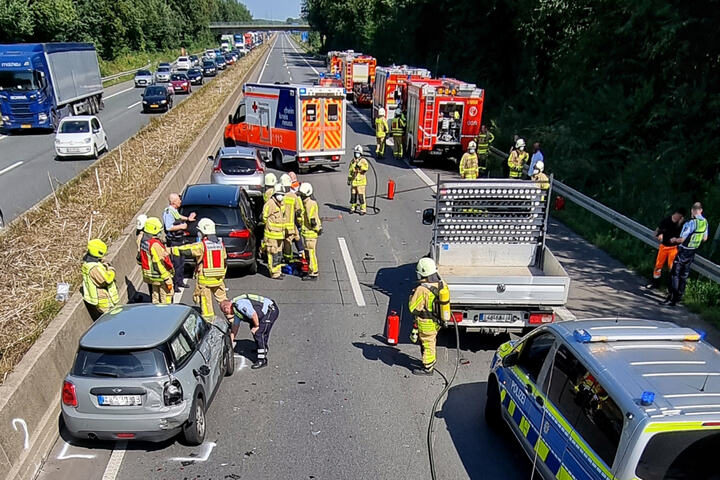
top-left (56, 132), bottom-right (92, 144)
top-left (135, 75), bottom-right (153, 80)
top-left (156, 71), bottom-right (170, 77)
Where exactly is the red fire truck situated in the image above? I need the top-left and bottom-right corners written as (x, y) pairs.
top-left (327, 51), bottom-right (345, 75)
top-left (405, 78), bottom-right (484, 162)
top-left (372, 65), bottom-right (431, 120)
top-left (341, 54), bottom-right (376, 102)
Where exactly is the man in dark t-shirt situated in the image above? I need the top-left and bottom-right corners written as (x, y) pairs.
top-left (647, 207), bottom-right (686, 289)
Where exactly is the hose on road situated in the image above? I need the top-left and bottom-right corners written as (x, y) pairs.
top-left (365, 153), bottom-right (381, 215)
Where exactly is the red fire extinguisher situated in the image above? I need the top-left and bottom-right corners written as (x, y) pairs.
top-left (387, 179), bottom-right (396, 200)
top-left (555, 195), bottom-right (566, 211)
top-left (300, 257), bottom-right (309, 275)
top-left (386, 310), bottom-right (400, 345)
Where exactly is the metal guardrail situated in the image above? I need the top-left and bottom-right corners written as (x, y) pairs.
top-left (101, 62), bottom-right (151, 82)
top-left (488, 145), bottom-right (720, 283)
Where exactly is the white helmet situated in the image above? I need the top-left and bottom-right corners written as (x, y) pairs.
top-left (299, 182), bottom-right (313, 197)
top-left (354, 144), bottom-right (363, 154)
top-left (136, 214), bottom-right (148, 231)
top-left (379, 107), bottom-right (386, 117)
top-left (515, 138), bottom-right (526, 149)
top-left (468, 141), bottom-right (477, 150)
top-left (197, 218), bottom-right (216, 236)
top-left (265, 172), bottom-right (278, 187)
top-left (280, 173), bottom-right (292, 188)
top-left (534, 161), bottom-right (544, 173)
top-left (416, 257), bottom-right (437, 278)
top-left (273, 184), bottom-right (287, 197)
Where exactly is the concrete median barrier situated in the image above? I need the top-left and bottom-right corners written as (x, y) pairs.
top-left (0, 37), bottom-right (274, 480)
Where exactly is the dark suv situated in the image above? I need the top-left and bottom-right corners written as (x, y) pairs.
top-left (179, 184), bottom-right (258, 273)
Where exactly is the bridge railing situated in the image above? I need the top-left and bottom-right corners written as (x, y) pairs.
top-left (488, 145), bottom-right (720, 283)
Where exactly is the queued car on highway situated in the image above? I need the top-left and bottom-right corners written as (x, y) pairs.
top-left (208, 146), bottom-right (265, 200)
top-left (186, 68), bottom-right (203, 85)
top-left (141, 85), bottom-right (173, 113)
top-left (61, 304), bottom-right (234, 444)
top-left (170, 73), bottom-right (191, 94)
top-left (214, 56), bottom-right (226, 70)
top-left (223, 53), bottom-right (235, 66)
top-left (175, 56), bottom-right (191, 70)
top-left (202, 60), bottom-right (217, 77)
top-left (134, 69), bottom-right (154, 88)
top-left (189, 55), bottom-right (200, 67)
top-left (155, 65), bottom-right (171, 83)
top-left (54, 115), bottom-right (108, 159)
top-left (179, 183), bottom-right (259, 272)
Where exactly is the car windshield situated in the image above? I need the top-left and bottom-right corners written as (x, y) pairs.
top-left (180, 205), bottom-right (242, 227)
top-left (0, 71), bottom-right (36, 91)
top-left (178, 57), bottom-right (188, 62)
top-left (188, 69), bottom-right (200, 75)
top-left (59, 120), bottom-right (90, 134)
top-left (136, 70), bottom-right (151, 76)
top-left (636, 430), bottom-right (720, 479)
top-left (219, 156), bottom-right (257, 175)
top-left (157, 67), bottom-right (170, 72)
top-left (170, 74), bottom-right (186, 81)
top-left (72, 348), bottom-right (168, 378)
top-left (145, 86), bottom-right (165, 96)
top-left (203, 62), bottom-right (214, 68)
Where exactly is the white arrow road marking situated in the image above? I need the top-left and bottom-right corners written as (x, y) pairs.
top-left (170, 441), bottom-right (216, 462)
top-left (57, 441), bottom-right (95, 460)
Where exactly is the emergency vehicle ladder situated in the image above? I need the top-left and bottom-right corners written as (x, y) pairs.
top-left (421, 87), bottom-right (436, 149)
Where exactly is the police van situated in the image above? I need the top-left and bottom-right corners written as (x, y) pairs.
top-left (486, 319), bottom-right (720, 479)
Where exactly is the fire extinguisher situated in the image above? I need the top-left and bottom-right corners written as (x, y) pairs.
top-left (386, 310), bottom-right (400, 345)
top-left (387, 179), bottom-right (396, 200)
top-left (555, 195), bottom-right (566, 211)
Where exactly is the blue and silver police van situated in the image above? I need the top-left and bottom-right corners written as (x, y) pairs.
top-left (486, 319), bottom-right (720, 479)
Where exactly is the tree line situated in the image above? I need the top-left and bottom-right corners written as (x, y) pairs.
top-left (0, 0), bottom-right (252, 60)
top-left (303, 0), bottom-right (720, 255)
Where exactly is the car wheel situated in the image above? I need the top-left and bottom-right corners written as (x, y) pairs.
top-left (224, 336), bottom-right (235, 376)
top-left (273, 150), bottom-right (283, 170)
top-left (92, 144), bottom-right (99, 159)
top-left (103, 136), bottom-right (109, 152)
top-left (182, 395), bottom-right (206, 446)
top-left (484, 376), bottom-right (502, 429)
top-left (248, 257), bottom-right (258, 275)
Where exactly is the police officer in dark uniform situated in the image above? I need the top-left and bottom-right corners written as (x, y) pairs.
top-left (220, 294), bottom-right (279, 369)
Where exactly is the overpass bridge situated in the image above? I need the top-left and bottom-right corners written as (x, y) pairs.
top-left (209, 23), bottom-right (310, 34)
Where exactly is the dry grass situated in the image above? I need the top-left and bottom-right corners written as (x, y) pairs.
top-left (0, 44), bottom-right (269, 384)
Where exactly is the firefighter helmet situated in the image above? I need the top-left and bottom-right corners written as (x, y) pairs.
top-left (379, 107), bottom-right (386, 117)
top-left (534, 161), bottom-right (544, 173)
top-left (299, 182), bottom-right (313, 197)
top-left (265, 172), bottom-right (278, 187)
top-left (144, 217), bottom-right (163, 236)
top-left (197, 218), bottom-right (216, 236)
top-left (87, 238), bottom-right (108, 258)
top-left (136, 214), bottom-right (148, 231)
top-left (468, 141), bottom-right (477, 151)
top-left (273, 184), bottom-right (287, 197)
top-left (354, 145), bottom-right (363, 154)
top-left (515, 138), bottom-right (526, 149)
top-left (416, 257), bottom-right (437, 278)
top-left (280, 173), bottom-right (292, 188)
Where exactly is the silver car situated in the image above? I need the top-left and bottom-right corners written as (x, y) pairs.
top-left (209, 146), bottom-right (265, 197)
top-left (155, 66), bottom-right (172, 83)
top-left (134, 69), bottom-right (154, 88)
top-left (61, 304), bottom-right (234, 445)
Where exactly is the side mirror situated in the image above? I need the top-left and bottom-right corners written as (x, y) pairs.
top-left (140, 93), bottom-right (144, 97)
top-left (503, 351), bottom-right (520, 368)
top-left (207, 155), bottom-right (214, 161)
top-left (422, 208), bottom-right (435, 225)
top-left (228, 114), bottom-right (233, 124)
top-left (197, 365), bottom-right (211, 376)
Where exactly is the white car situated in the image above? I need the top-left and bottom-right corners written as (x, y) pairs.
top-left (54, 116), bottom-right (108, 159)
top-left (176, 56), bottom-right (191, 70)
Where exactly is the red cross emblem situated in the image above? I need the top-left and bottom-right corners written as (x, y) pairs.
top-left (252, 101), bottom-right (258, 113)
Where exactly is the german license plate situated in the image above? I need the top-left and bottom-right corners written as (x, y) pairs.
top-left (21, 124), bottom-right (31, 129)
top-left (150, 104), bottom-right (158, 108)
top-left (98, 394), bottom-right (142, 406)
top-left (68, 147), bottom-right (83, 153)
top-left (482, 313), bottom-right (513, 322)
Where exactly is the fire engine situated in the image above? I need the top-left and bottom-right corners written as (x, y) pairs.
top-left (340, 54), bottom-right (376, 102)
top-left (224, 83), bottom-right (346, 172)
top-left (327, 51), bottom-right (345, 75)
top-left (405, 78), bottom-right (484, 162)
top-left (318, 72), bottom-right (344, 89)
top-left (372, 65), bottom-right (431, 119)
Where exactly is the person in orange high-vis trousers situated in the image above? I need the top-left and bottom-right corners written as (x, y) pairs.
top-left (647, 207), bottom-right (686, 289)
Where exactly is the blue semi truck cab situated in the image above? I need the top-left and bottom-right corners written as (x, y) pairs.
top-left (0, 43), bottom-right (103, 132)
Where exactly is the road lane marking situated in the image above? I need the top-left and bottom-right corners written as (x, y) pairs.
top-left (0, 134), bottom-right (6, 141)
top-left (170, 441), bottom-right (216, 462)
top-left (286, 34), bottom-right (320, 74)
top-left (101, 441), bottom-right (127, 480)
top-left (57, 441), bottom-right (95, 460)
top-left (127, 100), bottom-right (142, 109)
top-left (338, 237), bottom-right (366, 307)
top-left (258, 34), bottom-right (278, 81)
top-left (104, 86), bottom-right (135, 100)
top-left (0, 161), bottom-right (23, 176)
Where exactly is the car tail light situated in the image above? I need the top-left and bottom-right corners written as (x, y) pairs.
top-left (331, 155), bottom-right (340, 161)
top-left (298, 157), bottom-right (309, 163)
top-left (229, 251), bottom-right (252, 258)
top-left (451, 311), bottom-right (464, 323)
top-left (163, 379), bottom-right (183, 406)
top-left (703, 421), bottom-right (720, 427)
top-left (62, 381), bottom-right (77, 407)
top-left (229, 229), bottom-right (251, 238)
top-left (116, 433), bottom-right (136, 439)
top-left (255, 158), bottom-right (264, 172)
top-left (213, 159), bottom-right (222, 173)
top-left (529, 313), bottom-right (555, 325)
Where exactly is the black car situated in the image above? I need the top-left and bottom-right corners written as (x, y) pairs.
top-left (202, 60), bottom-right (217, 77)
top-left (179, 184), bottom-right (258, 273)
top-left (214, 56), bottom-right (226, 70)
top-left (189, 54), bottom-right (200, 66)
top-left (187, 68), bottom-right (203, 85)
top-left (141, 85), bottom-right (173, 113)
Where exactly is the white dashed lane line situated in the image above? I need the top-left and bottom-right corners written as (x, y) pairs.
top-left (0, 161), bottom-right (23, 176)
top-left (338, 237), bottom-right (366, 307)
top-left (127, 100), bottom-right (142, 109)
top-left (104, 86), bottom-right (135, 100)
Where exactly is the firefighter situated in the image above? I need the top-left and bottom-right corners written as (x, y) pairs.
top-left (135, 214), bottom-right (147, 250)
top-left (263, 172), bottom-right (278, 203)
top-left (475, 125), bottom-right (494, 176)
top-left (140, 217), bottom-right (175, 304)
top-left (263, 185), bottom-right (287, 279)
top-left (459, 141), bottom-right (479, 179)
top-left (171, 218), bottom-right (227, 321)
top-left (280, 173), bottom-right (304, 263)
top-left (507, 138), bottom-right (528, 179)
top-left (391, 109), bottom-right (406, 159)
top-left (375, 107), bottom-right (389, 158)
top-left (531, 161), bottom-right (550, 190)
top-left (220, 294), bottom-right (280, 369)
top-left (298, 182), bottom-right (322, 280)
top-left (409, 257), bottom-right (444, 376)
top-left (348, 145), bottom-right (370, 215)
top-left (81, 238), bottom-right (120, 317)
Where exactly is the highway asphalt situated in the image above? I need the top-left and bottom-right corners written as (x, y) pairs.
top-left (34, 33), bottom-right (715, 480)
top-left (0, 60), bottom-right (219, 224)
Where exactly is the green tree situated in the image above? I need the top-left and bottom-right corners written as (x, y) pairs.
top-left (0, 0), bottom-right (34, 42)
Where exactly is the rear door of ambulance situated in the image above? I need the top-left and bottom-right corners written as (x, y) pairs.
top-left (243, 83), bottom-right (298, 162)
top-left (298, 87), bottom-right (346, 165)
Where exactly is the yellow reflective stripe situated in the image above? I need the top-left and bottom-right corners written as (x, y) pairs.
top-left (500, 389), bottom-right (507, 402)
top-left (644, 421), bottom-right (714, 433)
top-left (508, 400), bottom-right (516, 417)
top-left (535, 438), bottom-right (550, 462)
top-left (556, 466), bottom-right (573, 480)
top-left (519, 416), bottom-right (531, 436)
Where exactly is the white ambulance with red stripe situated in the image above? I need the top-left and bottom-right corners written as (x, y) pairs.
top-left (224, 83), bottom-right (347, 173)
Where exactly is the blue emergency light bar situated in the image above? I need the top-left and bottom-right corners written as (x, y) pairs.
top-left (640, 391), bottom-right (655, 406)
top-left (573, 328), bottom-right (703, 344)
top-left (299, 88), bottom-right (306, 95)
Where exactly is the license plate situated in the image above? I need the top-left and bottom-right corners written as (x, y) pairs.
top-left (68, 147), bottom-right (83, 153)
top-left (98, 394), bottom-right (142, 406)
top-left (21, 124), bottom-right (31, 129)
top-left (150, 104), bottom-right (158, 108)
top-left (482, 314), bottom-right (513, 322)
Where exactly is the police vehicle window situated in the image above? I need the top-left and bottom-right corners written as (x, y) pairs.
top-left (636, 430), bottom-right (720, 479)
top-left (306, 104), bottom-right (317, 122)
top-left (170, 333), bottom-right (193, 365)
top-left (327, 103), bottom-right (339, 122)
top-left (515, 331), bottom-right (555, 382)
top-left (546, 345), bottom-right (623, 467)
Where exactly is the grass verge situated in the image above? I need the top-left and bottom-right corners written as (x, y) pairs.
top-left (0, 43), bottom-right (269, 384)
top-left (553, 200), bottom-right (720, 329)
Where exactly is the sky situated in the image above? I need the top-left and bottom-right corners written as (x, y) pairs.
top-left (241, 0), bottom-right (302, 20)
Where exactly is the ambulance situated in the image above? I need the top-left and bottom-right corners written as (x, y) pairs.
top-left (372, 65), bottom-right (431, 120)
top-left (224, 83), bottom-right (346, 172)
top-left (404, 77), bottom-right (484, 162)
